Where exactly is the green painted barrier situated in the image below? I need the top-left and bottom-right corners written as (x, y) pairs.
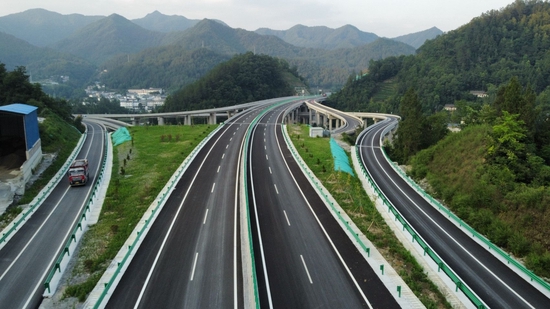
top-left (354, 143), bottom-right (487, 309)
top-left (45, 131), bottom-right (109, 294)
top-left (91, 123), bottom-right (225, 308)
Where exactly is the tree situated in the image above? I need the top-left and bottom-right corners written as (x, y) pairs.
top-left (392, 88), bottom-right (425, 162)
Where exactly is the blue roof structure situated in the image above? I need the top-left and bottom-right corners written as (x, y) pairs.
top-left (0, 103), bottom-right (38, 115)
top-left (0, 103), bottom-right (40, 152)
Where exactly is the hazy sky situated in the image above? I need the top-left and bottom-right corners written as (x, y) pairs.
top-left (1, 0), bottom-right (514, 37)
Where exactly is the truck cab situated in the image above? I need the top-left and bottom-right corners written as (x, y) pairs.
top-left (68, 159), bottom-right (89, 186)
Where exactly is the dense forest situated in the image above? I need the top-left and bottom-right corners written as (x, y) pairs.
top-left (100, 48), bottom-right (230, 92)
top-left (326, 0), bottom-right (550, 278)
top-left (329, 0), bottom-right (550, 113)
top-left (162, 52), bottom-right (301, 111)
top-left (0, 64), bottom-right (74, 122)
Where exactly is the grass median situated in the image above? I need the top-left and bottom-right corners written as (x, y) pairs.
top-left (64, 124), bottom-right (215, 301)
top-left (288, 124), bottom-right (451, 309)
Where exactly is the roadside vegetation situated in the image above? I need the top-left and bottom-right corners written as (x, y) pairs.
top-left (63, 124), bottom-right (215, 301)
top-left (288, 124), bottom-right (450, 308)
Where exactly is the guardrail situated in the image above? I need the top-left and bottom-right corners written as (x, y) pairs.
top-left (0, 127), bottom-right (87, 249)
top-left (280, 124), bottom-right (373, 257)
top-left (355, 123), bottom-right (487, 309)
top-left (86, 123), bottom-right (225, 308)
top-left (378, 124), bottom-right (550, 295)
top-left (242, 97), bottom-right (310, 308)
top-left (44, 130), bottom-right (110, 295)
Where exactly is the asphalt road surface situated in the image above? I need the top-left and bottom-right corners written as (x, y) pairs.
top-left (247, 103), bottom-right (399, 309)
top-left (0, 121), bottom-right (105, 309)
top-left (357, 118), bottom-right (550, 309)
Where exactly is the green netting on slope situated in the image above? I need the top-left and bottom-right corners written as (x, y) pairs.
top-left (112, 127), bottom-right (132, 146)
top-left (330, 138), bottom-right (354, 176)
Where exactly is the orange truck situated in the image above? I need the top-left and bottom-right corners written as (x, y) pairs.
top-left (68, 159), bottom-right (89, 186)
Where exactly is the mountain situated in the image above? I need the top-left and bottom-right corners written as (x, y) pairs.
top-left (127, 19), bottom-right (414, 89)
top-left (132, 11), bottom-right (200, 32)
top-left (162, 19), bottom-right (308, 57)
top-left (0, 8), bottom-right (103, 47)
top-left (255, 24), bottom-right (379, 50)
top-left (392, 26), bottom-right (443, 49)
top-left (163, 52), bottom-right (299, 111)
top-left (49, 14), bottom-right (165, 65)
top-left (132, 11), bottom-right (228, 33)
top-left (100, 47), bottom-right (230, 91)
top-left (0, 31), bottom-right (95, 85)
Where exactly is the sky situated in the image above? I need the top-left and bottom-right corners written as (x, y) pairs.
top-left (1, 0), bottom-right (515, 37)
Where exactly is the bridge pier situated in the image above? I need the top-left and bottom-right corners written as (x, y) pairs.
top-left (157, 117), bottom-right (164, 126)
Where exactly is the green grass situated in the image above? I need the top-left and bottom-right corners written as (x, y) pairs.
top-left (409, 124), bottom-right (550, 279)
top-left (64, 124), bottom-right (215, 301)
top-left (372, 79), bottom-right (398, 103)
top-left (288, 124), bottom-right (451, 309)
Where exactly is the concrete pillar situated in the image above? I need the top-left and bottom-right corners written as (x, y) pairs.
top-left (209, 112), bottom-right (216, 125)
top-left (373, 118), bottom-right (378, 124)
top-left (132, 117), bottom-right (137, 126)
top-left (328, 116), bottom-right (333, 131)
top-left (157, 117), bottom-right (164, 126)
top-left (309, 109), bottom-right (312, 125)
top-left (316, 112), bottom-right (320, 127)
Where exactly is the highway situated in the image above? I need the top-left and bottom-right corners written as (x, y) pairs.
top-left (103, 98), bottom-right (302, 308)
top-left (307, 100), bottom-right (363, 135)
top-left (248, 103), bottom-right (399, 308)
top-left (357, 118), bottom-right (550, 308)
top-left (0, 122), bottom-right (105, 309)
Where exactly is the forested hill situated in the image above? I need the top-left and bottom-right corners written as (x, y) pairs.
top-left (50, 14), bottom-right (164, 65)
top-left (329, 0), bottom-right (550, 113)
top-left (162, 53), bottom-right (301, 111)
top-left (334, 0), bottom-right (550, 279)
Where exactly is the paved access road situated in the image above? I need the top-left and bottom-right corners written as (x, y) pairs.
top-left (248, 103), bottom-right (399, 308)
top-left (0, 122), bottom-right (105, 309)
top-left (358, 118), bottom-right (550, 308)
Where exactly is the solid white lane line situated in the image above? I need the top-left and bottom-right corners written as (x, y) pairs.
top-left (283, 210), bottom-right (291, 226)
top-left (211, 183), bottom-right (216, 193)
top-left (217, 166), bottom-right (221, 173)
top-left (203, 209), bottom-right (209, 224)
top-left (133, 113), bottom-right (249, 308)
top-left (300, 255), bottom-right (313, 284)
top-left (190, 252), bottom-right (199, 281)
top-left (19, 123), bottom-right (108, 309)
top-left (269, 167), bottom-right (272, 174)
top-left (0, 187), bottom-right (70, 282)
top-left (363, 123), bottom-right (533, 308)
top-left (273, 111), bottom-right (374, 308)
top-left (274, 184), bottom-right (279, 194)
